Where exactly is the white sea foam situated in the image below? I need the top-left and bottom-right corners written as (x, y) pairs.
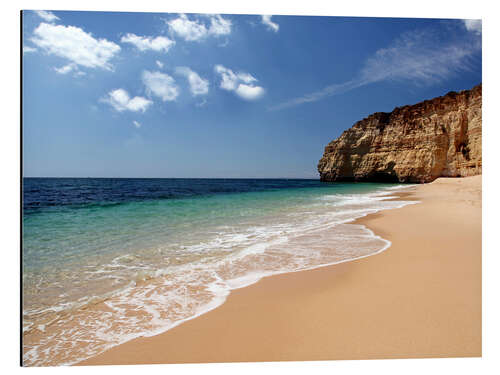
top-left (23, 185), bottom-right (418, 366)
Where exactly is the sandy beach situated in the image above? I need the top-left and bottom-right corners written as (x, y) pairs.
top-left (80, 176), bottom-right (481, 365)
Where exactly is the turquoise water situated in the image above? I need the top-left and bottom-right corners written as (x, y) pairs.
top-left (22, 178), bottom-right (416, 366)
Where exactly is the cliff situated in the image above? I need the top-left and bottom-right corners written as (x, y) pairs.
top-left (318, 84), bottom-right (482, 183)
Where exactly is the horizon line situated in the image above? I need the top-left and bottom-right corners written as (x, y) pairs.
top-left (22, 176), bottom-right (321, 180)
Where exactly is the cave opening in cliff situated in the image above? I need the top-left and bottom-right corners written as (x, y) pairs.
top-left (359, 172), bottom-right (400, 183)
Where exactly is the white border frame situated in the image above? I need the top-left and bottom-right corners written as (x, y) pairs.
top-left (4, 1), bottom-right (498, 374)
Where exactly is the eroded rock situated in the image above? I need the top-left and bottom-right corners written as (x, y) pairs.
top-left (318, 84), bottom-right (482, 183)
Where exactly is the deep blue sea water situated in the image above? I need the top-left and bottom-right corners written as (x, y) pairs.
top-left (22, 178), bottom-right (415, 366)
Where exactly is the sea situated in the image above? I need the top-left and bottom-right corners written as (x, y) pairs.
top-left (22, 177), bottom-right (416, 366)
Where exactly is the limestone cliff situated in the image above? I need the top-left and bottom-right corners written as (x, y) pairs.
top-left (318, 84), bottom-right (482, 183)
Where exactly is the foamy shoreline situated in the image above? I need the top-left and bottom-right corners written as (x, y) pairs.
top-left (73, 177), bottom-right (480, 364)
top-left (79, 176), bottom-right (481, 365)
top-left (24, 183), bottom-right (418, 366)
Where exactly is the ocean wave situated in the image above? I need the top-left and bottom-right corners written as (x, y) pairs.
top-left (23, 184), bottom-right (418, 366)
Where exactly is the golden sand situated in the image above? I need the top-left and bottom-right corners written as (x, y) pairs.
top-left (80, 176), bottom-right (481, 365)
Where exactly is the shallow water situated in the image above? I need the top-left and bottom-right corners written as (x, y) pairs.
top-left (22, 178), bottom-right (416, 366)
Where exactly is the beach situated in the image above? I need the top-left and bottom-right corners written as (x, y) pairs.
top-left (79, 175), bottom-right (481, 365)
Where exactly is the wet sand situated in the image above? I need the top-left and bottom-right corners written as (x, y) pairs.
top-left (80, 176), bottom-right (481, 365)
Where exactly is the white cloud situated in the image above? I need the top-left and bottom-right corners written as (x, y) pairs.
top-left (31, 23), bottom-right (121, 71)
top-left (270, 28), bottom-right (481, 110)
top-left (261, 15), bottom-right (279, 32)
top-left (214, 65), bottom-right (238, 90)
top-left (156, 60), bottom-right (164, 69)
top-left (133, 120), bottom-right (141, 128)
top-left (167, 14), bottom-right (207, 41)
top-left (175, 67), bottom-right (209, 96)
top-left (34, 10), bottom-right (59, 23)
top-left (214, 65), bottom-right (265, 101)
top-left (54, 63), bottom-right (76, 74)
top-left (358, 29), bottom-right (480, 84)
top-left (23, 46), bottom-right (37, 54)
top-left (214, 65), bottom-right (256, 90)
top-left (121, 33), bottom-right (175, 52)
top-left (167, 14), bottom-right (231, 41)
top-left (208, 14), bottom-right (232, 36)
top-left (463, 19), bottom-right (482, 35)
top-left (235, 84), bottom-right (265, 101)
top-left (102, 88), bottom-right (153, 112)
top-left (54, 63), bottom-right (86, 77)
top-left (142, 70), bottom-right (179, 101)
top-left (237, 72), bottom-right (257, 84)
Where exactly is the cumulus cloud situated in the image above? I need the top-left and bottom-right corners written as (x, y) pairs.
top-left (156, 60), bottom-right (164, 69)
top-left (34, 10), bottom-right (60, 23)
top-left (235, 84), bottom-right (266, 101)
top-left (102, 88), bottom-right (153, 112)
top-left (261, 15), bottom-right (279, 32)
top-left (167, 14), bottom-right (207, 41)
top-left (121, 33), bottom-right (175, 52)
top-left (54, 63), bottom-right (77, 74)
top-left (215, 65), bottom-right (238, 90)
top-left (53, 63), bottom-right (85, 77)
top-left (214, 65), bottom-right (256, 90)
top-left (463, 19), bottom-right (482, 35)
top-left (270, 27), bottom-right (482, 110)
top-left (133, 120), bottom-right (141, 128)
top-left (31, 23), bottom-right (121, 71)
top-left (208, 14), bottom-right (232, 36)
top-left (214, 65), bottom-right (265, 101)
top-left (167, 14), bottom-right (231, 41)
top-left (142, 70), bottom-right (180, 101)
top-left (175, 67), bottom-right (209, 96)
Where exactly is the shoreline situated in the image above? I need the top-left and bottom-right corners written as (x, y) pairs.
top-left (79, 176), bottom-right (481, 365)
top-left (22, 182), bottom-right (416, 366)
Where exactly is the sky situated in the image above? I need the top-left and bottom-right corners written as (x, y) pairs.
top-left (22, 11), bottom-right (482, 178)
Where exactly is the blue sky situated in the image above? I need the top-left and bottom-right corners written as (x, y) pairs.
top-left (22, 11), bottom-right (482, 178)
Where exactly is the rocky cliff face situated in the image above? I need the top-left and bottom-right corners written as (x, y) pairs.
top-left (318, 84), bottom-right (482, 183)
